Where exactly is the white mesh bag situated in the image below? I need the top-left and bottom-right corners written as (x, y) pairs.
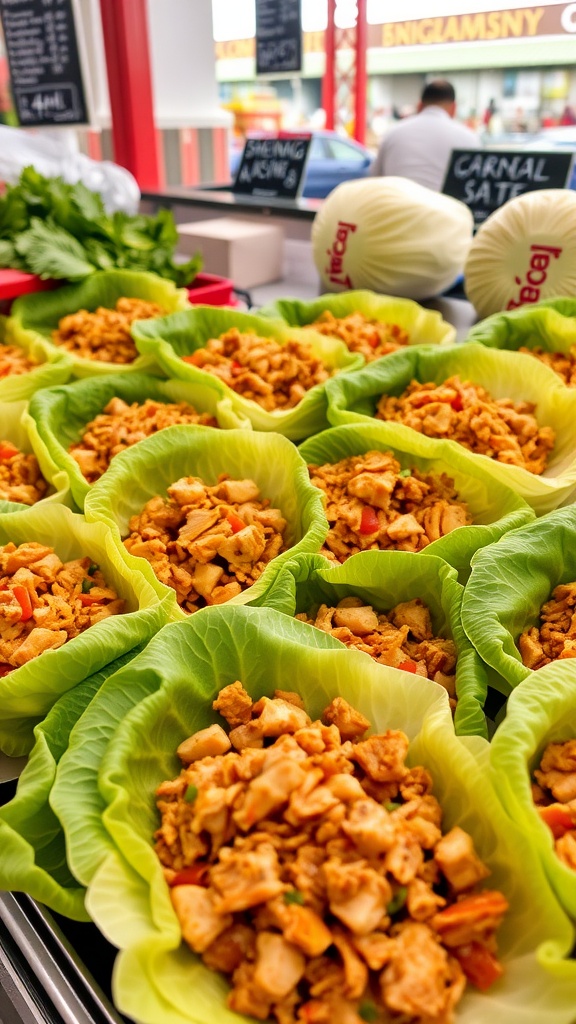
top-left (311, 176), bottom-right (474, 299)
top-left (465, 189), bottom-right (576, 319)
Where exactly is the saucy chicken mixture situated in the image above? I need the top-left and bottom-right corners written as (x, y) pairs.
top-left (123, 475), bottom-right (288, 613)
top-left (518, 582), bottom-right (576, 670)
top-left (519, 345), bottom-right (576, 387)
top-left (68, 397), bottom-right (218, 483)
top-left (532, 739), bottom-right (576, 871)
top-left (0, 441), bottom-right (47, 505)
top-left (51, 297), bottom-right (165, 364)
top-left (0, 542), bottom-right (124, 673)
top-left (182, 328), bottom-right (332, 411)
top-left (375, 375), bottom-right (555, 476)
top-left (0, 344), bottom-right (38, 377)
top-left (308, 450), bottom-right (471, 562)
top-left (296, 597), bottom-right (457, 706)
top-left (155, 685), bottom-right (508, 1024)
top-left (309, 311), bottom-right (409, 363)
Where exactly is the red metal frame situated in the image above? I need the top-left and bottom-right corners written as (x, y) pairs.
top-left (322, 0), bottom-right (367, 144)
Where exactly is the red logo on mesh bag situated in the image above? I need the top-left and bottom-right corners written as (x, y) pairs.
top-left (506, 244), bottom-right (563, 309)
top-left (325, 220), bottom-right (357, 288)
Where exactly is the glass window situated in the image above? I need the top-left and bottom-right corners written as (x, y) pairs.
top-left (327, 139), bottom-right (366, 162)
top-left (310, 137), bottom-right (327, 158)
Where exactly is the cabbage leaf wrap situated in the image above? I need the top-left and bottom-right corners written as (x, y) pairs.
top-left (75, 606), bottom-right (576, 1024)
top-left (25, 372), bottom-right (251, 511)
top-left (0, 644), bottom-right (145, 921)
top-left (253, 548), bottom-right (488, 736)
top-left (298, 422), bottom-right (534, 582)
top-left (0, 502), bottom-right (171, 756)
top-left (0, 312), bottom-right (71, 401)
top-left (466, 297), bottom-right (576, 358)
top-left (83, 424), bottom-right (328, 620)
top-left (8, 269), bottom-right (190, 379)
top-left (131, 306), bottom-right (363, 440)
top-left (258, 289), bottom-right (456, 346)
top-left (462, 505), bottom-right (576, 695)
top-left (0, 397), bottom-right (71, 510)
top-left (325, 342), bottom-right (576, 514)
top-left (489, 660), bottom-right (576, 921)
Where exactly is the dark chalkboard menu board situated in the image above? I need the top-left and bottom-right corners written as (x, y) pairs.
top-left (0, 0), bottom-right (88, 126)
top-left (442, 148), bottom-right (574, 229)
top-left (232, 135), bottom-right (311, 199)
top-left (255, 0), bottom-right (302, 75)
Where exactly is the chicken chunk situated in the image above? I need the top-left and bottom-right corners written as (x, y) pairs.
top-left (253, 932), bottom-right (306, 1000)
top-left (213, 680), bottom-right (253, 728)
top-left (381, 923), bottom-right (465, 1020)
top-left (323, 859), bottom-right (391, 935)
top-left (171, 884), bottom-right (232, 953)
top-left (434, 827), bottom-right (490, 892)
top-left (323, 697), bottom-right (370, 741)
top-left (211, 843), bottom-right (284, 912)
top-left (177, 724), bottom-right (232, 764)
top-left (351, 731), bottom-right (409, 783)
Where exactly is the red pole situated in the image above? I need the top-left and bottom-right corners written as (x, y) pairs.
top-left (322, 0), bottom-right (336, 130)
top-left (98, 0), bottom-right (162, 189)
top-left (354, 0), bottom-right (367, 143)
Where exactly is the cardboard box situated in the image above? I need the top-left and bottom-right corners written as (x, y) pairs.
top-left (177, 218), bottom-right (283, 289)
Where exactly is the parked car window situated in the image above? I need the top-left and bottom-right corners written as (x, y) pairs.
top-left (326, 139), bottom-right (367, 163)
top-left (310, 136), bottom-right (328, 159)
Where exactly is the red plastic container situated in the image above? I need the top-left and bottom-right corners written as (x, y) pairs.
top-left (186, 272), bottom-right (236, 306)
top-left (0, 270), bottom-right (59, 310)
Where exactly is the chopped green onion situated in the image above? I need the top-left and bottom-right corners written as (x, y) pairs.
top-left (384, 800), bottom-right (401, 812)
top-left (398, 468), bottom-right (412, 478)
top-left (359, 1001), bottom-right (379, 1022)
top-left (81, 577), bottom-right (95, 593)
top-left (184, 784), bottom-right (198, 803)
top-left (387, 886), bottom-right (408, 916)
top-left (283, 889), bottom-right (305, 906)
top-left (88, 563), bottom-right (98, 576)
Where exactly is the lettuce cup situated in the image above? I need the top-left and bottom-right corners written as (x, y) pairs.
top-left (83, 425), bottom-right (328, 620)
top-left (462, 506), bottom-right (576, 696)
top-left (0, 645), bottom-right (144, 921)
top-left (489, 660), bottom-right (576, 922)
top-left (131, 306), bottom-right (363, 440)
top-left (298, 422), bottom-right (533, 583)
top-left (259, 289), bottom-right (456, 360)
top-left (8, 269), bottom-right (190, 378)
top-left (0, 312), bottom-right (71, 401)
top-left (0, 503), bottom-right (170, 757)
top-left (0, 398), bottom-right (70, 510)
top-left (25, 372), bottom-right (251, 512)
top-left (68, 606), bottom-right (576, 1024)
top-left (255, 549), bottom-right (488, 737)
top-left (325, 342), bottom-right (576, 514)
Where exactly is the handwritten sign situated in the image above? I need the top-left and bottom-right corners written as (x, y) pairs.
top-left (442, 148), bottom-right (574, 228)
top-left (232, 136), bottom-right (311, 199)
top-left (0, 0), bottom-right (88, 127)
top-left (255, 0), bottom-right (302, 75)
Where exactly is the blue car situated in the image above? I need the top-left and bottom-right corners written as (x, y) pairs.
top-left (523, 127), bottom-right (576, 189)
top-left (230, 130), bottom-right (373, 199)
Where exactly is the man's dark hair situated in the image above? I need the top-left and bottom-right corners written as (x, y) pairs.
top-left (421, 79), bottom-right (456, 106)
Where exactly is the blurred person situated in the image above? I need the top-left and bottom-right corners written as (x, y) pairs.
top-left (370, 79), bottom-right (481, 191)
top-left (560, 105), bottom-right (576, 126)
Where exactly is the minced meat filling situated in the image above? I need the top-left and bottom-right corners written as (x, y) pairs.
top-left (68, 397), bottom-right (218, 483)
top-left (123, 475), bottom-right (288, 613)
top-left (0, 441), bottom-right (47, 505)
top-left (308, 450), bottom-right (471, 563)
top-left (296, 597), bottom-right (457, 704)
top-left (375, 374), bottom-right (555, 476)
top-left (0, 542), bottom-right (124, 672)
top-left (155, 684), bottom-right (508, 1024)
top-left (0, 344), bottom-right (38, 377)
top-left (519, 345), bottom-right (576, 387)
top-left (310, 310), bottom-right (409, 362)
top-left (518, 582), bottom-right (576, 670)
top-left (52, 296), bottom-right (165, 363)
top-left (532, 739), bottom-right (576, 872)
top-left (183, 327), bottom-right (332, 411)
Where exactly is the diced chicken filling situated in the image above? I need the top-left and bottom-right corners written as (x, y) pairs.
top-left (182, 327), bottom-right (332, 411)
top-left (297, 597), bottom-right (457, 705)
top-left (309, 311), bottom-right (409, 363)
top-left (155, 684), bottom-right (508, 1024)
top-left (68, 397), bottom-right (218, 483)
top-left (308, 449), bottom-right (471, 562)
top-left (0, 344), bottom-right (38, 377)
top-left (518, 582), bottom-right (576, 670)
top-left (0, 542), bottom-right (124, 672)
top-left (519, 345), bottom-right (576, 387)
top-left (52, 296), bottom-right (164, 363)
top-left (376, 375), bottom-right (555, 476)
top-left (532, 739), bottom-right (576, 872)
top-left (0, 441), bottom-right (47, 505)
top-left (123, 474), bottom-right (288, 613)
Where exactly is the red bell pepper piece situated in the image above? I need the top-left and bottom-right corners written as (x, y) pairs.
top-left (12, 585), bottom-right (32, 621)
top-left (168, 864), bottom-right (209, 887)
top-left (454, 942), bottom-right (504, 991)
top-left (538, 803), bottom-right (576, 839)
top-left (398, 660), bottom-right (418, 673)
top-left (359, 506), bottom-right (380, 534)
top-left (0, 443), bottom-right (19, 460)
top-left (0, 663), bottom-right (12, 677)
top-left (227, 512), bottom-right (245, 533)
top-left (79, 593), bottom-right (105, 606)
top-left (450, 393), bottom-right (464, 411)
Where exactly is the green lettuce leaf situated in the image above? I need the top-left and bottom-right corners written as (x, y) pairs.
top-left (325, 342), bottom-right (576, 514)
top-left (258, 289), bottom-right (457, 346)
top-left (8, 269), bottom-right (190, 379)
top-left (466, 298), bottom-right (576, 356)
top-left (462, 505), bottom-right (576, 695)
top-left (15, 218), bottom-right (97, 281)
top-left (489, 659), bottom-right (576, 922)
top-left (131, 306), bottom-right (363, 441)
top-left (0, 313), bottom-right (72, 403)
top-left (0, 503), bottom-right (171, 756)
top-left (0, 645), bottom-right (145, 921)
top-left (0, 397), bottom-right (71, 511)
top-left (83, 424), bottom-right (328, 619)
top-left (25, 372), bottom-right (252, 512)
top-left (298, 422), bottom-right (533, 583)
top-left (78, 606), bottom-right (576, 1024)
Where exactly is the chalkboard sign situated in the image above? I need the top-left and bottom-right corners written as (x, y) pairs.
top-left (232, 135), bottom-right (311, 199)
top-left (0, 0), bottom-right (88, 127)
top-left (442, 149), bottom-right (574, 229)
top-left (255, 0), bottom-right (302, 75)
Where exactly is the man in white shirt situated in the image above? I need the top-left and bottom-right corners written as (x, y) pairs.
top-left (370, 79), bottom-right (482, 192)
